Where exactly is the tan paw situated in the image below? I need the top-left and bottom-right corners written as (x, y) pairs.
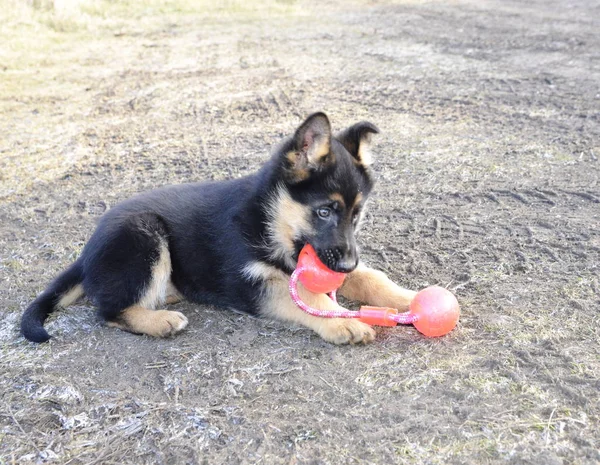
top-left (109, 307), bottom-right (188, 338)
top-left (150, 310), bottom-right (188, 337)
top-left (318, 318), bottom-right (376, 345)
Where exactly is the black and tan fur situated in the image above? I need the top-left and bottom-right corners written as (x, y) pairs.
top-left (21, 113), bottom-right (416, 345)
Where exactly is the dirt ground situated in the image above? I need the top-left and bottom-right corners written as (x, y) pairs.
top-left (1, 0), bottom-right (599, 463)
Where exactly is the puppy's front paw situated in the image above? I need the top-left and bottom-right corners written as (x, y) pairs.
top-left (318, 318), bottom-right (376, 345)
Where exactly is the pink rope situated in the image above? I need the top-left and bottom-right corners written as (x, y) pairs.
top-left (391, 312), bottom-right (417, 324)
top-left (289, 267), bottom-right (417, 325)
top-left (289, 267), bottom-right (358, 318)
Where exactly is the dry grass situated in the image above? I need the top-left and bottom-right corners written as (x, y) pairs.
top-left (1, 0), bottom-right (599, 464)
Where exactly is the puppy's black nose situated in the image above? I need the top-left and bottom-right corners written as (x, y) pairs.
top-left (334, 257), bottom-right (358, 273)
top-left (318, 247), bottom-right (358, 273)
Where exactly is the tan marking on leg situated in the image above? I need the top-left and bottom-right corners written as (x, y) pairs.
top-left (165, 281), bottom-right (183, 304)
top-left (339, 264), bottom-right (416, 310)
top-left (138, 239), bottom-right (171, 309)
top-left (107, 305), bottom-right (188, 338)
top-left (251, 261), bottom-right (375, 344)
top-left (57, 284), bottom-right (84, 308)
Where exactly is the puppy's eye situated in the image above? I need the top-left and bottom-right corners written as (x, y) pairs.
top-left (317, 207), bottom-right (331, 219)
top-left (352, 210), bottom-right (361, 224)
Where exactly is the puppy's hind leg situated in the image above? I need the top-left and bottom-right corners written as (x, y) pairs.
top-left (106, 241), bottom-right (188, 337)
top-left (107, 305), bottom-right (188, 338)
top-left (84, 213), bottom-right (188, 338)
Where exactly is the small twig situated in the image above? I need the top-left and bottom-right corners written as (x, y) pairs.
top-left (545, 407), bottom-right (557, 445)
top-left (318, 376), bottom-right (340, 392)
top-left (144, 362), bottom-right (167, 369)
top-left (245, 395), bottom-right (265, 404)
top-left (263, 366), bottom-right (302, 376)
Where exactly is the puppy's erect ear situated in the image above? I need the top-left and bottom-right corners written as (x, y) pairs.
top-left (285, 113), bottom-right (332, 182)
top-left (294, 112), bottom-right (331, 164)
top-left (336, 121), bottom-right (380, 166)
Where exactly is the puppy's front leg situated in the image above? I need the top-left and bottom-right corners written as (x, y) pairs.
top-left (261, 277), bottom-right (375, 345)
top-left (339, 265), bottom-right (416, 310)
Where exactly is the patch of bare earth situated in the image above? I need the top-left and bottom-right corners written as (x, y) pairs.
top-left (1, 0), bottom-right (598, 464)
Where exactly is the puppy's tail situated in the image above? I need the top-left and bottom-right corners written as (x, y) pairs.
top-left (21, 261), bottom-right (84, 343)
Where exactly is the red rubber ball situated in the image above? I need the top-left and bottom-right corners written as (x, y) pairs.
top-left (409, 286), bottom-right (460, 337)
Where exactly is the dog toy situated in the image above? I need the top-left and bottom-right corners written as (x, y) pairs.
top-left (289, 244), bottom-right (460, 337)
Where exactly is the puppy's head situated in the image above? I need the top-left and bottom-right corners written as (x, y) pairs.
top-left (267, 112), bottom-right (379, 272)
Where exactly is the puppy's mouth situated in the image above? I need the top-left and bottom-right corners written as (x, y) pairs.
top-left (293, 241), bottom-right (358, 274)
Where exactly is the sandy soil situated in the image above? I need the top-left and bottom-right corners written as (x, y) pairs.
top-left (1, 0), bottom-right (599, 463)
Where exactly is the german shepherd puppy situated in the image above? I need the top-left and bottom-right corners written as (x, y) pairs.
top-left (21, 113), bottom-right (416, 345)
